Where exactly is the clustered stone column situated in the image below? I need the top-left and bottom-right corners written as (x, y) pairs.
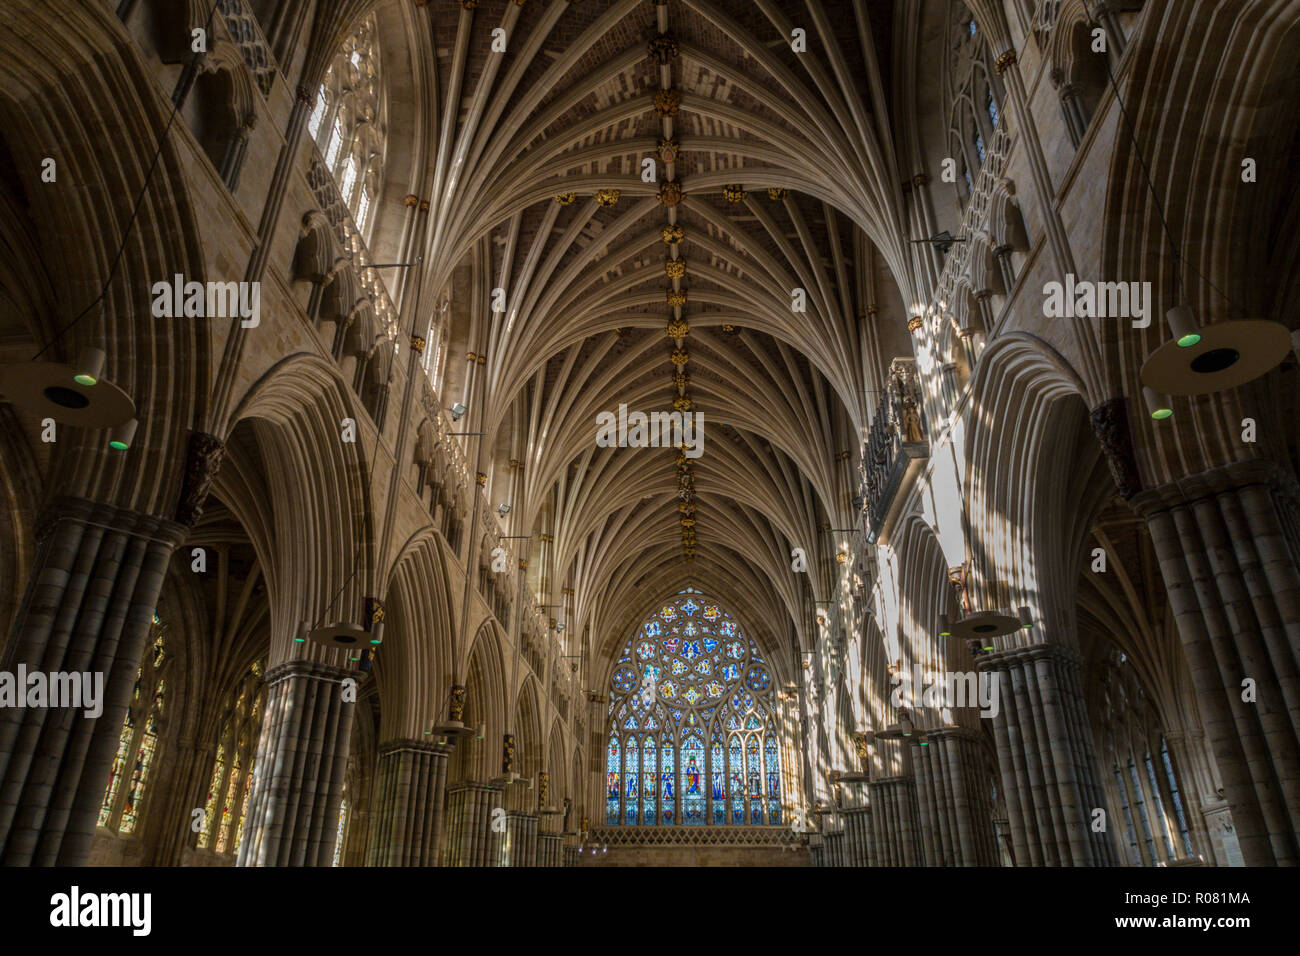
top-left (366, 739), bottom-right (449, 866)
top-left (500, 809), bottom-right (538, 866)
top-left (841, 805), bottom-right (872, 866)
top-left (976, 645), bottom-right (1116, 866)
top-left (822, 818), bottom-right (846, 866)
top-left (807, 832), bottom-right (824, 866)
top-left (867, 777), bottom-right (922, 865)
top-left (236, 660), bottom-right (356, 866)
top-left (1133, 461), bottom-right (1300, 866)
top-left (442, 781), bottom-right (501, 866)
top-left (0, 497), bottom-right (185, 866)
top-left (910, 729), bottom-right (999, 865)
top-left (537, 826), bottom-right (563, 867)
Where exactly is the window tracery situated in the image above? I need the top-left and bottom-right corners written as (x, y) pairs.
top-left (945, 3), bottom-right (1006, 206)
top-left (195, 660), bottom-right (266, 857)
top-left (1096, 649), bottom-right (1196, 865)
top-left (99, 619), bottom-right (169, 835)
top-left (606, 590), bottom-right (782, 826)
top-left (310, 14), bottom-right (386, 238)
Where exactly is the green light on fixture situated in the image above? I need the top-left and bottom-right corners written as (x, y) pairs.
top-left (108, 418), bottom-right (137, 451)
top-left (74, 373), bottom-right (98, 386)
top-left (1150, 407), bottom-right (1173, 420)
top-left (1176, 332), bottom-right (1202, 348)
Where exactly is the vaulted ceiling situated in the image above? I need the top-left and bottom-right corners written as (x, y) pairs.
top-left (386, 0), bottom-right (918, 670)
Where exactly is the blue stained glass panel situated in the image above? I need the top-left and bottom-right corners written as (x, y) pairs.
top-left (661, 741), bottom-right (675, 824)
top-left (642, 736), bottom-right (657, 826)
top-left (711, 736), bottom-right (726, 824)
top-left (765, 735), bottom-right (781, 823)
top-left (729, 736), bottom-right (745, 823)
top-left (606, 591), bottom-right (783, 828)
top-left (606, 736), bottom-right (620, 825)
top-left (682, 737), bottom-right (705, 824)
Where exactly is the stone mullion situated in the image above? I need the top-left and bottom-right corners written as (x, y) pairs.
top-left (210, 736), bottom-right (238, 848)
top-left (0, 499), bottom-right (183, 866)
top-left (707, 736), bottom-right (715, 825)
top-left (1145, 729), bottom-right (1181, 862)
top-left (1162, 731), bottom-right (1211, 860)
top-left (367, 748), bottom-right (396, 865)
top-left (104, 699), bottom-right (147, 835)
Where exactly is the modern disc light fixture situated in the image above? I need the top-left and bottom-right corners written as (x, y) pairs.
top-left (1140, 307), bottom-right (1292, 398)
top-left (0, 346), bottom-right (137, 442)
top-left (1074, 0), bottom-right (1295, 409)
top-left (947, 607), bottom-right (1024, 647)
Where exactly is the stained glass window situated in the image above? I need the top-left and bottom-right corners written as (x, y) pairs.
top-left (311, 13), bottom-right (387, 241)
top-left (605, 590), bottom-right (782, 826)
top-left (333, 798), bottom-right (348, 867)
top-left (99, 624), bottom-right (168, 834)
top-left (606, 736), bottom-right (621, 825)
top-left (195, 660), bottom-right (266, 856)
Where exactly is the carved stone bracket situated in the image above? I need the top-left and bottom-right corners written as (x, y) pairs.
top-left (175, 431), bottom-right (226, 526)
top-left (1089, 397), bottom-right (1142, 498)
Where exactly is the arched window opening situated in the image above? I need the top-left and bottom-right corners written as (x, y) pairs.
top-left (99, 618), bottom-right (169, 835)
top-left (194, 660), bottom-right (266, 857)
top-left (310, 13), bottom-right (387, 245)
top-left (605, 589), bottom-right (783, 826)
top-left (945, 3), bottom-right (1006, 210)
top-left (1095, 647), bottom-right (1200, 865)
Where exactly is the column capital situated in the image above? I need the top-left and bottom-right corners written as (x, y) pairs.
top-left (35, 495), bottom-right (188, 548)
top-left (1129, 457), bottom-right (1296, 518)
top-left (264, 659), bottom-right (353, 686)
top-left (377, 738), bottom-right (451, 759)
